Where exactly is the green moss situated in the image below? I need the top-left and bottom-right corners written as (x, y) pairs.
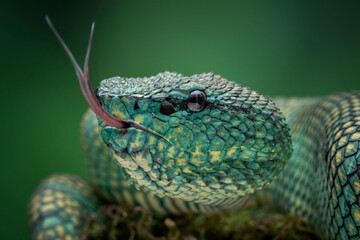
top-left (82, 201), bottom-right (320, 240)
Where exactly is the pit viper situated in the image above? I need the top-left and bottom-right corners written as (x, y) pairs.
top-left (28, 17), bottom-right (360, 240)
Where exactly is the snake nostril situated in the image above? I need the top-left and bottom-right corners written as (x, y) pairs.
top-left (134, 101), bottom-right (140, 110)
top-left (160, 101), bottom-right (176, 116)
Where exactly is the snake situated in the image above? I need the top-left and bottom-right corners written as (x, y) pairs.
top-left (28, 17), bottom-right (360, 240)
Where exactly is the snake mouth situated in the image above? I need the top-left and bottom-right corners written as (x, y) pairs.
top-left (102, 117), bottom-right (282, 167)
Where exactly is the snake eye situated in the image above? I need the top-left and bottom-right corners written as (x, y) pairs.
top-left (160, 100), bottom-right (176, 116)
top-left (187, 90), bottom-right (206, 112)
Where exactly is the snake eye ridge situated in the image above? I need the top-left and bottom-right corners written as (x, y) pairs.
top-left (187, 90), bottom-right (206, 112)
top-left (160, 100), bottom-right (176, 116)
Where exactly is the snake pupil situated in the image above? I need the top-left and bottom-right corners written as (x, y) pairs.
top-left (160, 100), bottom-right (176, 116)
top-left (187, 90), bottom-right (206, 112)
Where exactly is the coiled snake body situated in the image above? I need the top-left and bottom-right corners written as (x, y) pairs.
top-left (28, 19), bottom-right (360, 239)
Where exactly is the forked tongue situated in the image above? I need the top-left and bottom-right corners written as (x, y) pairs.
top-left (45, 16), bottom-right (130, 129)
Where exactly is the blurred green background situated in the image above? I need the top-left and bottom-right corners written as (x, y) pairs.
top-left (1, 0), bottom-right (359, 239)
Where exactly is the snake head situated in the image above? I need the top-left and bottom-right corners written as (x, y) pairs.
top-left (47, 17), bottom-right (292, 203)
top-left (98, 72), bottom-right (293, 202)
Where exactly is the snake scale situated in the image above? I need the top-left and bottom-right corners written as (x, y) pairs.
top-left (28, 18), bottom-right (360, 240)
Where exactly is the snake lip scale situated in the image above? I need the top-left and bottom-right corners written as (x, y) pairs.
top-left (27, 17), bottom-right (360, 240)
